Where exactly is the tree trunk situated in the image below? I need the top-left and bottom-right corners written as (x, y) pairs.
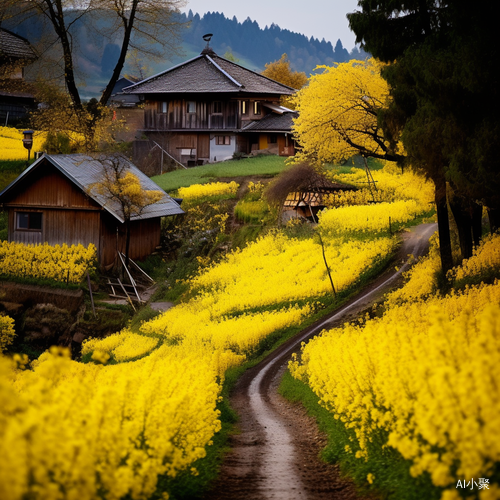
top-left (448, 194), bottom-right (473, 260)
top-left (100, 0), bottom-right (139, 107)
top-left (487, 208), bottom-right (500, 234)
top-left (472, 202), bottom-right (483, 247)
top-left (434, 175), bottom-right (454, 273)
top-left (43, 0), bottom-right (82, 110)
top-left (125, 220), bottom-right (131, 270)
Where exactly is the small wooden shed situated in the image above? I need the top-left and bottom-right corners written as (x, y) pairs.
top-left (0, 154), bottom-right (184, 267)
top-left (283, 179), bottom-right (358, 220)
top-left (268, 164), bottom-right (357, 221)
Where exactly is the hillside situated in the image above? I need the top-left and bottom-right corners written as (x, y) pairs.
top-left (178, 10), bottom-right (368, 73)
top-left (3, 9), bottom-right (368, 100)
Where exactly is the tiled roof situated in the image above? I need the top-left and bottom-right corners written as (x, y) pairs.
top-left (0, 154), bottom-right (184, 223)
top-left (124, 53), bottom-right (296, 96)
top-left (0, 28), bottom-right (36, 60)
top-left (241, 111), bottom-right (298, 132)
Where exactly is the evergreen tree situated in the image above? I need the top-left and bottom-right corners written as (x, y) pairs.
top-left (349, 0), bottom-right (500, 270)
top-left (333, 39), bottom-right (349, 62)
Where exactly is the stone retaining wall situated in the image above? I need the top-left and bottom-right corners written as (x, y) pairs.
top-left (0, 282), bottom-right (84, 314)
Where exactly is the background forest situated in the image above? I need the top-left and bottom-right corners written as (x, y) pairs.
top-left (2, 9), bottom-right (368, 100)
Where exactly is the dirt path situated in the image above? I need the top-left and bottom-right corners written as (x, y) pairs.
top-left (204, 223), bottom-right (437, 500)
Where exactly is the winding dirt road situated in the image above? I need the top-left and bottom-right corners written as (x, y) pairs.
top-left (205, 223), bottom-right (437, 500)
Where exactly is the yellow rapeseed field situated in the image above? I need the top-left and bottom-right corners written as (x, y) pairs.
top-left (291, 233), bottom-right (500, 499)
top-left (0, 242), bottom-right (96, 283)
top-left (2, 164), bottom-right (465, 500)
top-left (177, 181), bottom-right (239, 202)
top-left (0, 345), bottom-right (222, 500)
top-left (0, 127), bottom-right (46, 160)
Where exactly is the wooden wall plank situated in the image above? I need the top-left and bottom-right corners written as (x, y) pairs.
top-left (3, 164), bottom-right (99, 209)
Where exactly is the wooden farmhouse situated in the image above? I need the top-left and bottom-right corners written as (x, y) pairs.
top-left (0, 28), bottom-right (37, 126)
top-left (124, 43), bottom-right (298, 169)
top-left (0, 154), bottom-right (184, 267)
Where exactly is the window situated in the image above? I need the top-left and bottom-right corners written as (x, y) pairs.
top-left (216, 136), bottom-right (231, 145)
top-left (159, 101), bottom-right (168, 113)
top-left (268, 134), bottom-right (278, 144)
top-left (253, 101), bottom-right (261, 115)
top-left (241, 100), bottom-right (249, 115)
top-left (186, 101), bottom-right (196, 113)
top-left (16, 212), bottom-right (42, 231)
top-left (212, 101), bottom-right (222, 113)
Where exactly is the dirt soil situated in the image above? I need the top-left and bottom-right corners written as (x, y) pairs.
top-left (204, 223), bottom-right (437, 500)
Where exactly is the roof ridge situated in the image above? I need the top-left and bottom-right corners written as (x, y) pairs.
top-left (122, 54), bottom-right (205, 92)
top-left (212, 54), bottom-right (297, 92)
top-left (205, 54), bottom-right (243, 88)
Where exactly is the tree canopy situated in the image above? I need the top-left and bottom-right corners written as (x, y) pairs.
top-left (88, 155), bottom-right (163, 266)
top-left (260, 53), bottom-right (307, 109)
top-left (348, 0), bottom-right (500, 270)
top-left (261, 53), bottom-right (307, 90)
top-left (292, 59), bottom-right (403, 165)
top-left (1, 0), bottom-right (186, 150)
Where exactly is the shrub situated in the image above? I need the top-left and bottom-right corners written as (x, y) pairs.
top-left (0, 314), bottom-right (15, 353)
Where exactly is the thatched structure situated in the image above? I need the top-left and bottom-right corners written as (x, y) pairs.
top-left (265, 163), bottom-right (357, 221)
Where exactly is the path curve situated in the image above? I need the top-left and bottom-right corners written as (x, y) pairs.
top-left (205, 223), bottom-right (437, 500)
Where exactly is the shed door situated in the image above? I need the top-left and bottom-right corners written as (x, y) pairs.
top-left (198, 134), bottom-right (210, 160)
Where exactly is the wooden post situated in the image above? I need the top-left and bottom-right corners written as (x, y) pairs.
top-left (317, 232), bottom-right (336, 296)
top-left (87, 271), bottom-right (96, 318)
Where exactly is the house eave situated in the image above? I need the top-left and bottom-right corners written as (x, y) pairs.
top-left (240, 129), bottom-right (292, 134)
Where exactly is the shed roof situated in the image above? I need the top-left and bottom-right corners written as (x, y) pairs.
top-left (241, 111), bottom-right (298, 133)
top-left (0, 28), bottom-right (37, 61)
top-left (124, 52), bottom-right (296, 96)
top-left (0, 154), bottom-right (184, 223)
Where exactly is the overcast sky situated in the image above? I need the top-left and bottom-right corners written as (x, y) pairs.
top-left (182, 0), bottom-right (360, 50)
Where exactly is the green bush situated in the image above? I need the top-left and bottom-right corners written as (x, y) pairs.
top-left (43, 132), bottom-right (74, 154)
top-left (0, 210), bottom-right (7, 241)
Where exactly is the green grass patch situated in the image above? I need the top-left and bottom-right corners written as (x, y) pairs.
top-left (0, 159), bottom-right (27, 191)
top-left (230, 224), bottom-right (264, 250)
top-left (0, 160), bottom-right (36, 239)
top-left (152, 156), bottom-right (288, 192)
top-left (0, 159), bottom-right (26, 173)
top-left (0, 274), bottom-right (85, 289)
top-left (234, 199), bottom-right (270, 223)
top-left (279, 371), bottom-right (441, 500)
top-left (0, 210), bottom-right (7, 241)
top-left (128, 305), bottom-right (162, 330)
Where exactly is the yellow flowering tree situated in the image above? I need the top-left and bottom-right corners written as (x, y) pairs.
top-left (261, 53), bottom-right (307, 108)
top-left (88, 156), bottom-right (163, 267)
top-left (292, 59), bottom-right (404, 164)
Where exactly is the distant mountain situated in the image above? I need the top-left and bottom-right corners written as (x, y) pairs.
top-left (3, 9), bottom-right (369, 100)
top-left (177, 11), bottom-right (369, 74)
